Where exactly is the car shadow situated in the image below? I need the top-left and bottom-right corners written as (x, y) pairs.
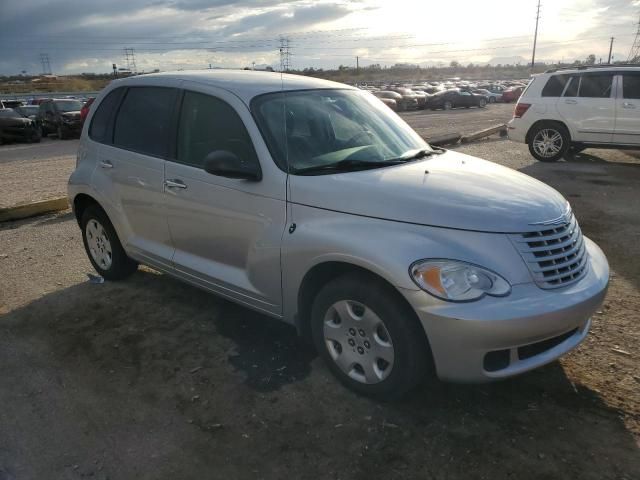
top-left (0, 270), bottom-right (638, 479)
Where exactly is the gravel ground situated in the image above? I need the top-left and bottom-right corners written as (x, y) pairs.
top-left (0, 106), bottom-right (639, 479)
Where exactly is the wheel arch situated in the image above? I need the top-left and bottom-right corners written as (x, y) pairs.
top-left (295, 261), bottom-right (428, 350)
top-left (72, 193), bottom-right (103, 226)
top-left (525, 119), bottom-right (572, 144)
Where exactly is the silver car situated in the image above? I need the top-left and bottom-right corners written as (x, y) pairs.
top-left (68, 71), bottom-right (609, 399)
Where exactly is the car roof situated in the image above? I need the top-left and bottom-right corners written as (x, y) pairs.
top-left (113, 70), bottom-right (355, 103)
top-left (544, 65), bottom-right (640, 75)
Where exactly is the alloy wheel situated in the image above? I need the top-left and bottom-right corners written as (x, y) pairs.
top-left (323, 300), bottom-right (394, 384)
top-left (86, 219), bottom-right (113, 270)
top-left (533, 128), bottom-right (563, 158)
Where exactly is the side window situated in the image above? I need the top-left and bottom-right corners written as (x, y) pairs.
top-left (579, 74), bottom-right (613, 98)
top-left (622, 73), bottom-right (640, 99)
top-left (563, 76), bottom-right (579, 97)
top-left (176, 91), bottom-right (259, 169)
top-left (541, 74), bottom-right (569, 97)
top-left (113, 87), bottom-right (177, 158)
top-left (89, 88), bottom-right (124, 144)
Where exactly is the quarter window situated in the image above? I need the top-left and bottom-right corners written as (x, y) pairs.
top-left (542, 74), bottom-right (569, 97)
top-left (113, 87), bottom-right (177, 157)
top-left (578, 74), bottom-right (613, 98)
top-left (622, 73), bottom-right (640, 99)
top-left (176, 91), bottom-right (259, 169)
top-left (89, 88), bottom-right (125, 144)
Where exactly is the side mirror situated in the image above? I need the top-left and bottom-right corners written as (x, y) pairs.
top-left (202, 150), bottom-right (262, 181)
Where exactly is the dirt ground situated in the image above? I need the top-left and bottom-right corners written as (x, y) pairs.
top-left (0, 108), bottom-right (639, 479)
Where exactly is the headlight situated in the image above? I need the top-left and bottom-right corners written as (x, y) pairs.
top-left (410, 259), bottom-right (511, 302)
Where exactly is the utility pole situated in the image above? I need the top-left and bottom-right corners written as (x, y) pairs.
top-left (608, 37), bottom-right (614, 64)
top-left (356, 56), bottom-right (359, 73)
top-left (123, 48), bottom-right (137, 74)
top-left (39, 53), bottom-right (52, 75)
top-left (531, 0), bottom-right (541, 72)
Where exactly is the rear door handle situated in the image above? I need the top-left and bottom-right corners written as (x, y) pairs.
top-left (623, 102), bottom-right (636, 109)
top-left (99, 160), bottom-right (113, 169)
top-left (564, 99), bottom-right (578, 105)
top-left (164, 179), bottom-right (187, 189)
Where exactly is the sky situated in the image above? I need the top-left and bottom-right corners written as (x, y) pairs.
top-left (1, 0), bottom-right (639, 75)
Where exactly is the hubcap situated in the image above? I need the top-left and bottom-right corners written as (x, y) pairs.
top-left (533, 129), bottom-right (563, 158)
top-left (86, 219), bottom-right (113, 270)
top-left (323, 300), bottom-right (394, 385)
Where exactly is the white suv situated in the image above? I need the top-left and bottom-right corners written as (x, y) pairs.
top-left (507, 65), bottom-right (640, 161)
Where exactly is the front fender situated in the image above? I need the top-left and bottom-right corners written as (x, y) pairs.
top-left (281, 203), bottom-right (532, 324)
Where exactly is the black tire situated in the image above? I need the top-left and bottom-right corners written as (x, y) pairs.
top-left (30, 127), bottom-right (42, 143)
top-left (527, 122), bottom-right (570, 162)
top-left (57, 125), bottom-right (66, 140)
top-left (81, 204), bottom-right (138, 281)
top-left (478, 98), bottom-right (487, 108)
top-left (443, 101), bottom-right (453, 110)
top-left (311, 272), bottom-right (431, 400)
top-left (489, 97), bottom-right (496, 103)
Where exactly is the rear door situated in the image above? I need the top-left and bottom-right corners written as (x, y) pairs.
top-left (613, 71), bottom-right (640, 145)
top-left (91, 84), bottom-right (178, 268)
top-left (556, 72), bottom-right (615, 143)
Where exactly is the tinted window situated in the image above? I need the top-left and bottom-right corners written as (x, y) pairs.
top-left (563, 76), bottom-right (579, 97)
top-left (54, 100), bottom-right (83, 112)
top-left (177, 91), bottom-right (258, 169)
top-left (623, 73), bottom-right (640, 99)
top-left (89, 88), bottom-right (125, 144)
top-left (113, 87), bottom-right (177, 157)
top-left (579, 74), bottom-right (613, 98)
top-left (542, 74), bottom-right (569, 97)
top-left (0, 109), bottom-right (18, 118)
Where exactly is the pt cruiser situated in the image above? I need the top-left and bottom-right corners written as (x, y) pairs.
top-left (69, 71), bottom-right (609, 398)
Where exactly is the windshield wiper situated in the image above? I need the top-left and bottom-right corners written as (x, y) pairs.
top-left (295, 158), bottom-right (409, 175)
top-left (387, 147), bottom-right (444, 163)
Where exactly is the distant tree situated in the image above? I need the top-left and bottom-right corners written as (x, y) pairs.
top-left (585, 54), bottom-right (596, 65)
top-left (449, 60), bottom-right (460, 68)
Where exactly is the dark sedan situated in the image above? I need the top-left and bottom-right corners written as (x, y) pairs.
top-left (0, 108), bottom-right (41, 144)
top-left (38, 99), bottom-right (84, 139)
top-left (425, 89), bottom-right (488, 110)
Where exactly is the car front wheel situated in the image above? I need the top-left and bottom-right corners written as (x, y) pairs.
top-left (81, 205), bottom-right (138, 280)
top-left (443, 101), bottom-right (453, 110)
top-left (311, 273), bottom-right (431, 399)
top-left (528, 123), bottom-right (570, 162)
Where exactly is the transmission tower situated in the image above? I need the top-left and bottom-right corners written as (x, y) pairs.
top-left (39, 53), bottom-right (52, 75)
top-left (279, 37), bottom-right (291, 72)
top-left (123, 48), bottom-right (137, 73)
top-left (629, 14), bottom-right (640, 63)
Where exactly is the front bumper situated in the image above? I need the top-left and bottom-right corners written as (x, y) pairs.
top-left (401, 237), bottom-right (609, 382)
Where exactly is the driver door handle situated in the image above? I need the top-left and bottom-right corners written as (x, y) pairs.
top-left (623, 101), bottom-right (636, 109)
top-left (564, 99), bottom-right (578, 105)
top-left (99, 160), bottom-right (113, 169)
top-left (164, 179), bottom-right (187, 189)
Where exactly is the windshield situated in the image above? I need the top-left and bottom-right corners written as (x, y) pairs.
top-left (252, 89), bottom-right (430, 174)
top-left (16, 106), bottom-right (38, 116)
top-left (55, 100), bottom-right (83, 112)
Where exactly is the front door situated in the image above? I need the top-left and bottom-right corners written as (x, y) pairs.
top-left (164, 85), bottom-right (287, 316)
top-left (613, 72), bottom-right (640, 145)
top-left (556, 73), bottom-right (616, 143)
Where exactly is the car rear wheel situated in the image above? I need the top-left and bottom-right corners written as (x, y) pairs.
top-left (57, 125), bottom-right (67, 140)
top-left (311, 273), bottom-right (431, 399)
top-left (81, 205), bottom-right (138, 281)
top-left (528, 122), bottom-right (570, 162)
top-left (489, 97), bottom-right (496, 103)
top-left (478, 98), bottom-right (487, 108)
top-left (443, 101), bottom-right (453, 110)
top-left (30, 126), bottom-right (42, 143)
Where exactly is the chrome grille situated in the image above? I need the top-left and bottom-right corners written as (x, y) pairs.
top-left (511, 213), bottom-right (588, 289)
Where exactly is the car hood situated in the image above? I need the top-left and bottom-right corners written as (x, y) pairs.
top-left (62, 111), bottom-right (81, 118)
top-left (0, 117), bottom-right (31, 126)
top-left (289, 150), bottom-right (569, 233)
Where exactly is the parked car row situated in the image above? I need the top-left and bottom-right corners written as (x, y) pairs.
top-left (360, 78), bottom-right (529, 111)
top-left (0, 96), bottom-right (94, 144)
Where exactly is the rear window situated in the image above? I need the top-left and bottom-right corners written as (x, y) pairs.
top-left (563, 76), bottom-right (579, 97)
top-left (578, 74), bottom-right (613, 98)
top-left (113, 87), bottom-right (177, 158)
top-left (541, 75), bottom-right (569, 97)
top-left (89, 88), bottom-right (125, 144)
